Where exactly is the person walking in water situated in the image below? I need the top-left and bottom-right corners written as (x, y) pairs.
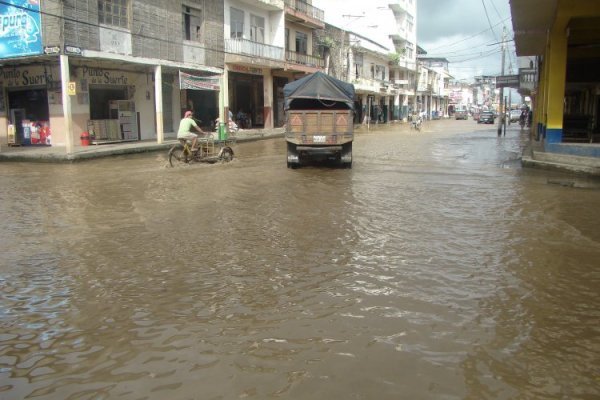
top-left (177, 110), bottom-right (205, 151)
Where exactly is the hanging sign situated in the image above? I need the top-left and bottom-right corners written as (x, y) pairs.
top-left (179, 71), bottom-right (220, 91)
top-left (496, 75), bottom-right (520, 88)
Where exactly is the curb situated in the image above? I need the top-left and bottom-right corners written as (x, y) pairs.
top-left (0, 132), bottom-right (285, 163)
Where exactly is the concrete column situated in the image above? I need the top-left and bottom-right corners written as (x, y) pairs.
top-left (545, 25), bottom-right (568, 143)
top-left (222, 68), bottom-right (230, 120)
top-left (536, 57), bottom-right (548, 139)
top-left (59, 55), bottom-right (73, 154)
top-left (263, 70), bottom-right (273, 129)
top-left (154, 65), bottom-right (164, 144)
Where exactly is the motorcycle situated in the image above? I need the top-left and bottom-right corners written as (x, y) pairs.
top-left (411, 117), bottom-right (422, 131)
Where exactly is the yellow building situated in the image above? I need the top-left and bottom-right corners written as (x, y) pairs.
top-left (511, 0), bottom-right (600, 157)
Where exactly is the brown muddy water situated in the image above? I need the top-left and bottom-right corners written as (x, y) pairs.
top-left (1, 121), bottom-right (599, 399)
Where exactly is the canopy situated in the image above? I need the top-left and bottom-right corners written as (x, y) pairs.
top-left (283, 71), bottom-right (355, 111)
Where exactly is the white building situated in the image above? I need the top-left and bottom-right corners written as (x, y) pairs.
top-left (314, 0), bottom-right (418, 122)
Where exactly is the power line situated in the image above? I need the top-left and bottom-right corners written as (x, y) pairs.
top-left (425, 17), bottom-right (510, 52)
top-left (481, 0), bottom-right (498, 41)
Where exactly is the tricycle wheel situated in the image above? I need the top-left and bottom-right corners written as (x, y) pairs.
top-left (220, 146), bottom-right (234, 162)
top-left (168, 144), bottom-right (189, 167)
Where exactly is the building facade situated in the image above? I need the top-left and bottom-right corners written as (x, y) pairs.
top-left (511, 0), bottom-right (600, 154)
top-left (0, 0), bottom-right (425, 152)
top-left (0, 0), bottom-right (228, 151)
top-left (313, 0), bottom-right (418, 123)
top-left (0, 0), bottom-right (327, 151)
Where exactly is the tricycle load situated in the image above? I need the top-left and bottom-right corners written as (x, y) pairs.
top-left (284, 71), bottom-right (355, 168)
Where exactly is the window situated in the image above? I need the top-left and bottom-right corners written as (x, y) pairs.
top-left (295, 31), bottom-right (307, 54)
top-left (353, 53), bottom-right (363, 79)
top-left (406, 42), bottom-right (414, 58)
top-left (376, 65), bottom-right (386, 80)
top-left (230, 7), bottom-right (244, 39)
top-left (98, 0), bottom-right (129, 29)
top-left (250, 14), bottom-right (265, 43)
top-left (183, 6), bottom-right (203, 41)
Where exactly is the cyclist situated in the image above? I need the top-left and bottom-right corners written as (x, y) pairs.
top-left (177, 111), bottom-right (205, 152)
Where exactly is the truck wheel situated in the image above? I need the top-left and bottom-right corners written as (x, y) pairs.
top-left (341, 143), bottom-right (352, 168)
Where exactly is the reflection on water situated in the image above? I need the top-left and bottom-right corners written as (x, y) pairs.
top-left (1, 123), bottom-right (599, 399)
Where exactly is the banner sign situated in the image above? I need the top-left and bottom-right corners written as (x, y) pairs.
top-left (179, 71), bottom-right (220, 91)
top-left (0, 0), bottom-right (43, 58)
top-left (496, 74), bottom-right (520, 88)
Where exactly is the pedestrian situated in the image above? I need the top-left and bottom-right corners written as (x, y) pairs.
top-left (177, 110), bottom-right (204, 152)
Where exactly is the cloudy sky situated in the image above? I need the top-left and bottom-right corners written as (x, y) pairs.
top-left (314, 0), bottom-right (517, 82)
top-left (417, 0), bottom-right (516, 81)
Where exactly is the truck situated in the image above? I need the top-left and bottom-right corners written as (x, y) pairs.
top-left (283, 72), bottom-right (355, 168)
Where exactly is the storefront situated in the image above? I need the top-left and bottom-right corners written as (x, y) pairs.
top-left (1, 65), bottom-right (57, 146)
top-left (178, 70), bottom-right (221, 130)
top-left (227, 65), bottom-right (264, 129)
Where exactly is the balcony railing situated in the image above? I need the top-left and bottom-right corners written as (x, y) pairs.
top-left (284, 0), bottom-right (324, 22)
top-left (285, 51), bottom-right (324, 68)
top-left (519, 68), bottom-right (536, 91)
top-left (225, 38), bottom-right (284, 60)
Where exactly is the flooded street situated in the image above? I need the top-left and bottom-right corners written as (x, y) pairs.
top-left (1, 120), bottom-right (599, 399)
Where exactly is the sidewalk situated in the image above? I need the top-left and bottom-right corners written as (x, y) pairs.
top-left (521, 132), bottom-right (600, 177)
top-left (0, 128), bottom-right (285, 163)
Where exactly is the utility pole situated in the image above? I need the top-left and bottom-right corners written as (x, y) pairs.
top-left (413, 58), bottom-right (420, 119)
top-left (497, 26), bottom-right (506, 137)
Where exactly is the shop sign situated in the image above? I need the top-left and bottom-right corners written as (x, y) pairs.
top-left (179, 71), bottom-right (220, 91)
top-left (0, 66), bottom-right (58, 88)
top-left (495, 74), bottom-right (520, 88)
top-left (230, 65), bottom-right (263, 75)
top-left (0, 0), bottom-right (43, 58)
top-left (44, 46), bottom-right (61, 55)
top-left (64, 45), bottom-right (82, 56)
top-left (67, 81), bottom-right (76, 96)
top-left (81, 67), bottom-right (129, 85)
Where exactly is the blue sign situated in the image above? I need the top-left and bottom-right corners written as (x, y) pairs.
top-left (0, 0), bottom-right (42, 58)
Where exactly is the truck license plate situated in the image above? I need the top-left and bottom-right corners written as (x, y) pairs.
top-left (313, 135), bottom-right (326, 143)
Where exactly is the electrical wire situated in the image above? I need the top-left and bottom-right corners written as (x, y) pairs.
top-left (425, 17), bottom-right (510, 53)
top-left (481, 0), bottom-right (499, 41)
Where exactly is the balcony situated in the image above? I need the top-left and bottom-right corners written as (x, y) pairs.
top-left (519, 68), bottom-right (537, 94)
top-left (237, 0), bottom-right (284, 11)
top-left (285, 51), bottom-right (325, 70)
top-left (389, 0), bottom-right (409, 14)
top-left (284, 0), bottom-right (325, 29)
top-left (225, 38), bottom-right (284, 61)
top-left (352, 77), bottom-right (393, 94)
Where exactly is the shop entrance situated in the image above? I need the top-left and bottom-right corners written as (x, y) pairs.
top-left (184, 89), bottom-right (218, 130)
top-left (229, 72), bottom-right (264, 128)
top-left (8, 88), bottom-right (50, 146)
top-left (88, 86), bottom-right (139, 142)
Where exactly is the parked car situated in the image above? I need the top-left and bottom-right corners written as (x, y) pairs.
top-left (455, 109), bottom-right (468, 120)
top-left (478, 111), bottom-right (495, 124)
top-left (509, 109), bottom-right (522, 122)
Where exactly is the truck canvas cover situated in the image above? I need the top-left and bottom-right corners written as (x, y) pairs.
top-left (283, 71), bottom-right (355, 111)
